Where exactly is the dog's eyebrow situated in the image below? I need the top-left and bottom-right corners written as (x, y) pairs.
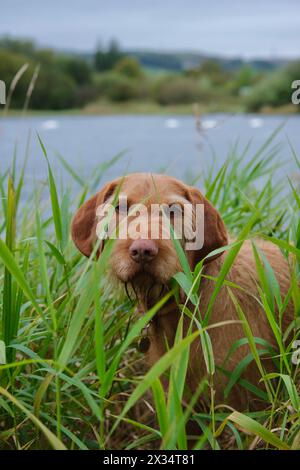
top-left (165, 194), bottom-right (190, 205)
top-left (105, 192), bottom-right (126, 204)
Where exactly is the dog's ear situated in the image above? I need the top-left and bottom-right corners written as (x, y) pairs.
top-left (187, 187), bottom-right (228, 269)
top-left (71, 181), bottom-right (116, 257)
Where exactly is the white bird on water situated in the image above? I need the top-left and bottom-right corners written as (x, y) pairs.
top-left (41, 119), bottom-right (59, 131)
top-left (165, 118), bottom-right (180, 129)
top-left (249, 117), bottom-right (263, 128)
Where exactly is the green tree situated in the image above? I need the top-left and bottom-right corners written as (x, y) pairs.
top-left (30, 68), bottom-right (77, 110)
top-left (114, 57), bottom-right (143, 79)
top-left (153, 76), bottom-right (201, 105)
top-left (246, 61), bottom-right (300, 111)
top-left (95, 71), bottom-right (138, 101)
top-left (60, 56), bottom-right (92, 85)
top-left (0, 37), bottom-right (36, 58)
top-left (94, 39), bottom-right (123, 72)
top-left (0, 48), bottom-right (32, 107)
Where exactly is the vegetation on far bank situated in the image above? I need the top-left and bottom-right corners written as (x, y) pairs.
top-left (1, 36), bottom-right (300, 115)
top-left (4, 101), bottom-right (298, 118)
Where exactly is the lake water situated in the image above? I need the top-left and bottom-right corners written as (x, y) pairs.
top-left (1, 114), bottom-right (300, 189)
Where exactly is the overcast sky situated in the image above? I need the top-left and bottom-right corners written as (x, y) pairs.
top-left (1, 0), bottom-right (300, 58)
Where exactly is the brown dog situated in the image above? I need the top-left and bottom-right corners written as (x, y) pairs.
top-left (72, 173), bottom-right (293, 410)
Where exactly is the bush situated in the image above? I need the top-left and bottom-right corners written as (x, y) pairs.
top-left (153, 76), bottom-right (201, 105)
top-left (30, 68), bottom-right (77, 110)
top-left (246, 61), bottom-right (300, 111)
top-left (0, 46), bottom-right (93, 109)
top-left (246, 72), bottom-right (286, 111)
top-left (114, 57), bottom-right (143, 79)
top-left (95, 72), bottom-right (140, 102)
top-left (60, 56), bottom-right (92, 85)
top-left (228, 65), bottom-right (258, 96)
top-left (186, 59), bottom-right (232, 86)
top-left (0, 48), bottom-right (33, 107)
top-left (73, 84), bottom-right (99, 107)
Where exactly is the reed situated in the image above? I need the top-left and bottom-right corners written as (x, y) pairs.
top-left (0, 129), bottom-right (299, 450)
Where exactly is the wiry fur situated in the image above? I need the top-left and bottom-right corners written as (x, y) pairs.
top-left (71, 173), bottom-right (294, 411)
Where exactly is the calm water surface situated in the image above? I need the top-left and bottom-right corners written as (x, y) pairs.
top-left (1, 114), bottom-right (300, 189)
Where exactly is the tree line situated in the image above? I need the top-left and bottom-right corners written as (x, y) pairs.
top-left (0, 37), bottom-right (299, 112)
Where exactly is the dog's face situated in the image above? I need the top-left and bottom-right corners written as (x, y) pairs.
top-left (71, 173), bottom-right (227, 305)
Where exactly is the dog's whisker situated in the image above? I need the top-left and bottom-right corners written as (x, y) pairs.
top-left (146, 280), bottom-right (155, 298)
top-left (131, 281), bottom-right (139, 303)
top-left (125, 282), bottom-right (133, 302)
top-left (159, 284), bottom-right (165, 298)
top-left (146, 280), bottom-right (158, 307)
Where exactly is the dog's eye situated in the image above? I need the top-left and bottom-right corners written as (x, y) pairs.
top-left (164, 204), bottom-right (183, 216)
top-left (115, 203), bottom-right (127, 214)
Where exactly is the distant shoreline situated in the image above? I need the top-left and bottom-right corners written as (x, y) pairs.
top-left (2, 101), bottom-right (298, 117)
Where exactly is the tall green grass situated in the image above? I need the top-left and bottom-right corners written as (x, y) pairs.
top-left (0, 129), bottom-right (299, 450)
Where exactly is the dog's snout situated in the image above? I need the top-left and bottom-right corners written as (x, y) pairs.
top-left (129, 239), bottom-right (158, 263)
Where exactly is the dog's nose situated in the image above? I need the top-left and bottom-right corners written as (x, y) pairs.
top-left (129, 239), bottom-right (158, 263)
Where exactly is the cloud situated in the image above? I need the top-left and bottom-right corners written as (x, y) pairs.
top-left (1, 0), bottom-right (300, 58)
